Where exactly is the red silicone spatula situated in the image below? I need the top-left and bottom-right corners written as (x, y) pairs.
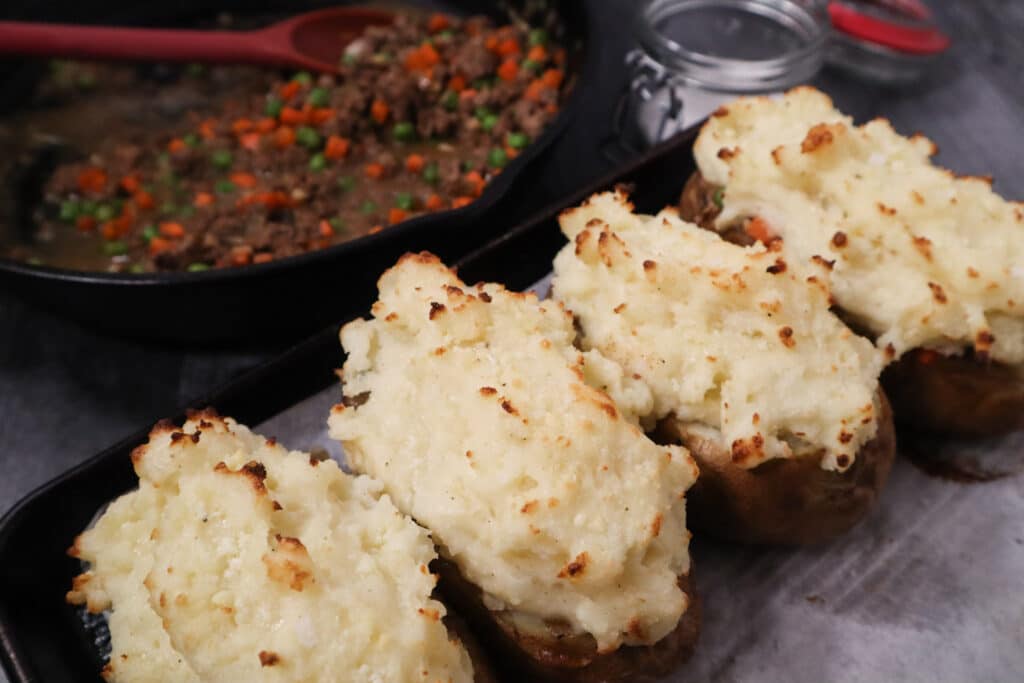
top-left (0, 7), bottom-right (394, 74)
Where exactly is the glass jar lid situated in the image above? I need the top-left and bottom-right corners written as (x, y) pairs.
top-left (635, 0), bottom-right (829, 93)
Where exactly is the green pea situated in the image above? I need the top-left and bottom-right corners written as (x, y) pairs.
top-left (337, 175), bottom-right (356, 192)
top-left (436, 29), bottom-right (454, 40)
top-left (295, 126), bottom-right (321, 149)
top-left (183, 133), bottom-right (201, 148)
top-left (187, 262), bottom-right (211, 272)
top-left (58, 200), bottom-right (80, 222)
top-left (480, 114), bottom-right (498, 132)
top-left (528, 28), bottom-right (548, 46)
top-left (329, 217), bottom-right (347, 231)
top-left (360, 200), bottom-right (377, 215)
top-left (474, 106), bottom-right (493, 121)
top-left (103, 241), bottom-right (128, 256)
top-left (371, 52), bottom-right (393, 64)
top-left (157, 152), bottom-right (171, 167)
top-left (712, 187), bottom-right (724, 209)
top-left (141, 225), bottom-right (158, 243)
top-left (309, 153), bottom-right (327, 171)
top-left (307, 87), bottom-right (330, 108)
top-left (292, 71), bottom-right (313, 86)
top-left (76, 72), bottom-right (96, 89)
top-left (26, 257), bottom-right (43, 266)
top-left (129, 263), bottom-right (146, 274)
top-left (392, 122), bottom-right (416, 142)
top-left (488, 147), bottom-right (508, 168)
top-left (159, 201), bottom-right (177, 216)
top-left (178, 205), bottom-right (197, 218)
top-left (80, 200), bottom-right (98, 216)
top-left (472, 77), bottom-right (493, 91)
top-left (441, 90), bottom-right (459, 111)
top-left (461, 160), bottom-right (475, 172)
top-left (506, 132), bottom-right (529, 149)
top-left (342, 52), bottom-right (359, 66)
top-left (265, 97), bottom-right (284, 118)
top-left (422, 162), bottom-right (440, 185)
top-left (211, 150), bottom-right (233, 169)
top-left (185, 63), bottom-right (206, 77)
top-left (215, 180), bottom-right (237, 194)
top-left (521, 59), bottom-right (540, 73)
top-left (95, 204), bottom-right (116, 222)
top-left (394, 192), bottom-right (415, 211)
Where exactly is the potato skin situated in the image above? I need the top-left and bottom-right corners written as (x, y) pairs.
top-left (434, 558), bottom-right (700, 683)
top-left (882, 350), bottom-right (1024, 437)
top-left (656, 391), bottom-right (896, 545)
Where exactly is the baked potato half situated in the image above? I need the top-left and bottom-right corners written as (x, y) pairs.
top-left (435, 559), bottom-right (700, 683)
top-left (680, 170), bottom-right (1024, 440)
top-left (654, 391), bottom-right (897, 545)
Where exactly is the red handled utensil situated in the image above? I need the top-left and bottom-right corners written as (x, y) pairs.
top-left (0, 7), bottom-right (394, 74)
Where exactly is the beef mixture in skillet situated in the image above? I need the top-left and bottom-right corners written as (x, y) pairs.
top-left (8, 12), bottom-right (569, 273)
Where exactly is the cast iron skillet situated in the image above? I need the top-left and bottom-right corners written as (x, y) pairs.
top-left (0, 0), bottom-right (594, 344)
top-left (0, 125), bottom-right (699, 683)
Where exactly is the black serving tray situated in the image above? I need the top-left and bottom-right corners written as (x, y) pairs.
top-left (0, 127), bottom-right (699, 683)
top-left (0, 0), bottom-right (595, 344)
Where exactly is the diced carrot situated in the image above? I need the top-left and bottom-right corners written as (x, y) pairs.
top-left (231, 118), bottom-right (254, 135)
top-left (199, 119), bottom-right (217, 140)
top-left (485, 35), bottom-right (500, 52)
top-left (524, 79), bottom-right (546, 102)
top-left (280, 81), bottom-right (301, 101)
top-left (448, 74), bottom-right (467, 92)
top-left (553, 47), bottom-right (567, 66)
top-left (369, 225), bottom-right (384, 234)
top-left (308, 107), bottom-right (335, 125)
top-left (425, 193), bottom-right (444, 211)
top-left (419, 42), bottom-right (440, 67)
top-left (452, 196), bottom-right (474, 209)
top-left (76, 215), bottom-right (96, 232)
top-left (917, 349), bottom-right (940, 365)
top-left (527, 45), bottom-right (548, 63)
top-left (159, 221), bottom-right (185, 239)
top-left (148, 237), bottom-right (172, 255)
top-left (77, 167), bottom-right (108, 194)
top-left (318, 219), bottom-right (334, 237)
top-left (324, 135), bottom-right (351, 160)
top-left (253, 253), bottom-right (274, 264)
top-left (255, 117), bottom-right (277, 133)
top-left (545, 102), bottom-right (559, 115)
top-left (273, 126), bottom-right (296, 148)
top-left (194, 192), bottom-right (215, 207)
top-left (541, 68), bottom-right (563, 89)
top-left (365, 163), bottom-right (385, 180)
top-left (119, 175), bottom-right (141, 194)
top-left (280, 106), bottom-right (306, 126)
top-left (230, 245), bottom-right (253, 266)
top-left (133, 190), bottom-right (155, 210)
top-left (464, 171), bottom-right (485, 196)
top-left (497, 59), bottom-right (518, 82)
top-left (230, 172), bottom-right (258, 189)
top-left (101, 222), bottom-right (118, 241)
top-left (371, 99), bottom-right (390, 124)
top-left (745, 216), bottom-right (776, 244)
top-left (505, 145), bottom-right (519, 160)
top-left (240, 132), bottom-right (262, 151)
top-left (497, 38), bottom-right (521, 57)
top-left (405, 153), bottom-right (425, 173)
top-left (389, 207), bottom-right (408, 225)
top-left (253, 191), bottom-right (293, 210)
top-left (167, 138), bottom-right (187, 154)
top-left (459, 88), bottom-right (478, 103)
top-left (427, 13), bottom-right (450, 33)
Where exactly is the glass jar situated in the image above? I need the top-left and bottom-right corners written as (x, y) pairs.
top-left (617, 0), bottom-right (830, 150)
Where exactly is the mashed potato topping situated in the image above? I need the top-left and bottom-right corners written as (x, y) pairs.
top-left (552, 192), bottom-right (883, 472)
top-left (694, 87), bottom-right (1024, 365)
top-left (67, 412), bottom-right (473, 683)
top-left (328, 253), bottom-right (696, 652)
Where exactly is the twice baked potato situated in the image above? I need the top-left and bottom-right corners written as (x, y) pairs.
top-left (686, 87), bottom-right (1024, 439)
top-left (552, 191), bottom-right (894, 545)
top-left (329, 253), bottom-right (701, 681)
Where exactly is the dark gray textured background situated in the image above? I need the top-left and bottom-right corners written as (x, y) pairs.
top-left (1, 0), bottom-right (1023, 554)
